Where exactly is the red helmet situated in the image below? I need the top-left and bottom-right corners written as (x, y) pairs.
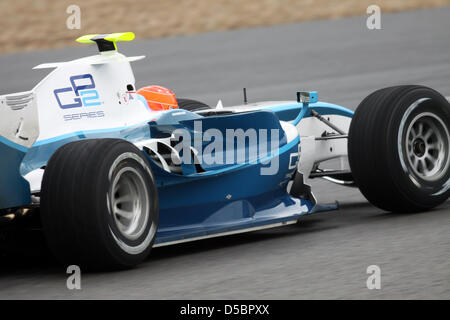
top-left (137, 85), bottom-right (178, 111)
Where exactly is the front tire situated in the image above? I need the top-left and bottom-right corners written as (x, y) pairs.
top-left (41, 139), bottom-right (159, 269)
top-left (348, 85), bottom-right (450, 213)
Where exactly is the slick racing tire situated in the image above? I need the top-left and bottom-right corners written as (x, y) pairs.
top-left (348, 85), bottom-right (450, 213)
top-left (177, 98), bottom-right (211, 112)
top-left (41, 139), bottom-right (159, 269)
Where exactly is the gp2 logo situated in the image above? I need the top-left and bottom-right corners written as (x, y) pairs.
top-left (54, 74), bottom-right (102, 109)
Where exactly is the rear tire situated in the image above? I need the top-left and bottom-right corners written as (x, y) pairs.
top-left (348, 85), bottom-right (450, 213)
top-left (177, 98), bottom-right (211, 112)
top-left (41, 139), bottom-right (159, 269)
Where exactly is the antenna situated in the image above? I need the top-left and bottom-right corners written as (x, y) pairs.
top-left (243, 88), bottom-right (248, 104)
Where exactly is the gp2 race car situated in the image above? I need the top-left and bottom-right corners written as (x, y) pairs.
top-left (0, 33), bottom-right (449, 269)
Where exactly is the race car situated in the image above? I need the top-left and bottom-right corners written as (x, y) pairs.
top-left (0, 32), bottom-right (449, 269)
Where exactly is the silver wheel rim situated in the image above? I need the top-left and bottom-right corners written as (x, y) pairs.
top-left (404, 112), bottom-right (450, 181)
top-left (111, 167), bottom-right (150, 241)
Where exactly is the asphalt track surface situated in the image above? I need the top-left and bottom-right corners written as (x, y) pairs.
top-left (0, 8), bottom-right (449, 299)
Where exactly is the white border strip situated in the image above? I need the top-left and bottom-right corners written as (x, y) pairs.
top-left (153, 220), bottom-right (298, 248)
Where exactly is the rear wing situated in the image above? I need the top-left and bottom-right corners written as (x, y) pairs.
top-left (0, 91), bottom-right (39, 209)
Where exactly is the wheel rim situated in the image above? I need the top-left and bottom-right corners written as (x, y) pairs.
top-left (110, 167), bottom-right (150, 241)
top-left (404, 112), bottom-right (450, 181)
